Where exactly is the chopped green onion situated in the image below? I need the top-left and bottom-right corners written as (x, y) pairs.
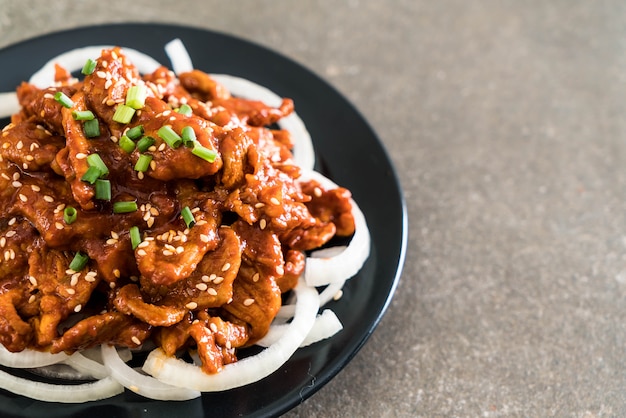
top-left (112, 104), bottom-right (136, 124)
top-left (126, 125), bottom-right (144, 140)
top-left (118, 135), bottom-right (136, 153)
top-left (83, 118), bottom-right (100, 138)
top-left (134, 154), bottom-right (153, 172)
top-left (192, 143), bottom-right (218, 163)
top-left (181, 206), bottom-right (195, 228)
top-left (81, 166), bottom-right (102, 184)
top-left (69, 252), bottom-right (89, 272)
top-left (72, 110), bottom-right (95, 121)
top-left (157, 126), bottom-right (182, 149)
top-left (130, 226), bottom-right (142, 250)
top-left (181, 126), bottom-right (196, 146)
top-left (81, 58), bottom-right (97, 75)
top-left (86, 153), bottom-right (109, 176)
top-left (94, 179), bottom-right (111, 201)
top-left (136, 136), bottom-right (155, 152)
top-left (125, 85), bottom-right (147, 110)
top-left (113, 201), bottom-right (138, 214)
top-left (54, 92), bottom-right (74, 108)
top-left (63, 206), bottom-right (77, 224)
top-left (176, 104), bottom-right (193, 116)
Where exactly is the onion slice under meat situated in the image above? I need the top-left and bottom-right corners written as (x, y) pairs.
top-left (256, 309), bottom-right (343, 348)
top-left (101, 344), bottom-right (201, 401)
top-left (0, 369), bottom-right (123, 403)
top-left (0, 345), bottom-right (68, 368)
top-left (63, 351), bottom-right (109, 380)
top-left (142, 278), bottom-right (319, 391)
top-left (300, 170), bottom-right (371, 287)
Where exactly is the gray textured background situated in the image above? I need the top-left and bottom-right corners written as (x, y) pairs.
top-left (2, 1), bottom-right (626, 416)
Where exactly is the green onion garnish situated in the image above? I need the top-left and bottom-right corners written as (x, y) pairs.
top-left (86, 153), bottom-right (109, 176)
top-left (125, 85), bottom-right (147, 110)
top-left (113, 201), bottom-right (138, 214)
top-left (94, 179), bottom-right (111, 201)
top-left (192, 143), bottom-right (218, 163)
top-left (157, 126), bottom-right (182, 149)
top-left (63, 206), bottom-right (77, 224)
top-left (81, 166), bottom-right (102, 184)
top-left (181, 206), bottom-right (195, 228)
top-left (69, 252), bottom-right (89, 271)
top-left (83, 118), bottom-right (100, 138)
top-left (54, 92), bottom-right (74, 108)
top-left (181, 126), bottom-right (196, 146)
top-left (72, 110), bottom-right (95, 121)
top-left (129, 226), bottom-right (141, 250)
top-left (126, 125), bottom-right (144, 140)
top-left (176, 104), bottom-right (193, 116)
top-left (134, 154), bottom-right (153, 172)
top-left (81, 58), bottom-right (97, 75)
top-left (136, 136), bottom-right (155, 153)
top-left (112, 104), bottom-right (136, 124)
top-left (118, 135), bottom-right (136, 153)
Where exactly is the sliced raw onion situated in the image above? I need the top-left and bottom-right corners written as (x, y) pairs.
top-left (0, 368), bottom-right (123, 403)
top-left (300, 170), bottom-right (371, 286)
top-left (101, 344), bottom-right (200, 401)
top-left (143, 278), bottom-right (319, 391)
top-left (256, 309), bottom-right (343, 348)
top-left (0, 344), bottom-right (68, 368)
top-left (165, 38), bottom-right (193, 75)
top-left (63, 351), bottom-right (109, 380)
top-left (0, 91), bottom-right (19, 119)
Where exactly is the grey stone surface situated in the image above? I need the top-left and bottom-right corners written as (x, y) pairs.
top-left (2, 0), bottom-right (626, 416)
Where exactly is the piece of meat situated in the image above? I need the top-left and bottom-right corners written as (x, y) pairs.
top-left (159, 226), bottom-right (242, 309)
top-left (113, 284), bottom-right (186, 327)
top-left (0, 118), bottom-right (66, 172)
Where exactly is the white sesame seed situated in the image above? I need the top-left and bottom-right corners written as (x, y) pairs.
top-left (66, 288), bottom-right (75, 295)
top-left (0, 237), bottom-right (6, 247)
top-left (333, 290), bottom-right (344, 300)
top-left (30, 185), bottom-right (40, 192)
top-left (213, 276), bottom-right (224, 284)
top-left (221, 263), bottom-right (231, 271)
top-left (163, 250), bottom-right (173, 256)
top-left (11, 181), bottom-right (22, 188)
top-left (74, 304), bottom-right (82, 312)
top-left (137, 241), bottom-right (150, 248)
top-left (131, 336), bottom-right (141, 346)
top-left (200, 234), bottom-right (210, 243)
top-left (28, 295), bottom-right (36, 303)
top-left (70, 273), bottom-right (80, 286)
top-left (113, 269), bottom-right (121, 278)
top-left (28, 276), bottom-right (37, 286)
top-left (207, 288), bottom-right (218, 296)
top-left (5, 230), bottom-right (16, 237)
top-left (106, 238), bottom-right (118, 245)
top-left (259, 219), bottom-right (267, 230)
top-left (201, 275), bottom-right (210, 282)
top-left (176, 246), bottom-right (184, 254)
top-left (185, 302), bottom-right (198, 310)
top-left (16, 141), bottom-right (23, 150)
top-left (255, 202), bottom-right (265, 208)
top-left (137, 249), bottom-right (147, 257)
top-left (252, 273), bottom-right (260, 282)
top-left (44, 195), bottom-right (55, 203)
top-left (270, 197), bottom-right (280, 205)
top-left (55, 222), bottom-right (64, 230)
top-left (75, 152), bottom-right (87, 160)
top-left (195, 283), bottom-right (208, 291)
top-left (276, 265), bottom-right (285, 275)
top-left (209, 323), bottom-right (218, 333)
top-left (18, 194), bottom-right (27, 202)
top-left (243, 298), bottom-right (255, 306)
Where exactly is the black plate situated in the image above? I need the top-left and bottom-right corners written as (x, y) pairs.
top-left (0, 23), bottom-right (407, 418)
